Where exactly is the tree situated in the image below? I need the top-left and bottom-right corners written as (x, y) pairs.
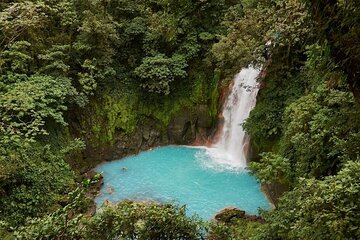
top-left (212, 0), bottom-right (313, 80)
top-left (309, 0), bottom-right (360, 91)
top-left (0, 141), bottom-right (83, 227)
top-left (282, 84), bottom-right (360, 178)
top-left (14, 200), bottom-right (206, 240)
top-left (0, 75), bottom-right (75, 145)
top-left (256, 161), bottom-right (360, 240)
top-left (249, 153), bottom-right (291, 186)
top-left (134, 54), bottom-right (187, 95)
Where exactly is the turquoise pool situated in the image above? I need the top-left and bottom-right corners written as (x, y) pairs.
top-left (95, 146), bottom-right (270, 219)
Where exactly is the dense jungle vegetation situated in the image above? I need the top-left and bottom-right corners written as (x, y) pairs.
top-left (0, 0), bottom-right (359, 239)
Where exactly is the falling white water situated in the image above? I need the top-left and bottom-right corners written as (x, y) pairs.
top-left (200, 67), bottom-right (260, 171)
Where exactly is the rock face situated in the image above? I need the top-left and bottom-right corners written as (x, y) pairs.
top-left (68, 104), bottom-right (214, 173)
top-left (168, 105), bottom-right (212, 143)
top-left (214, 207), bottom-right (265, 224)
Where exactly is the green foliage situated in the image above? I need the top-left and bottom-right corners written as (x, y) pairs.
top-left (15, 199), bottom-right (207, 240)
top-left (237, 2), bottom-right (360, 239)
top-left (0, 0), bottom-right (229, 153)
top-left (0, 140), bottom-right (84, 227)
top-left (249, 153), bottom-right (290, 185)
top-left (309, 0), bottom-right (360, 86)
top-left (209, 219), bottom-right (262, 240)
top-left (0, 1), bottom-right (49, 48)
top-left (303, 43), bottom-right (343, 90)
top-left (212, 0), bottom-right (313, 80)
top-left (0, 41), bottom-right (33, 73)
top-left (244, 68), bottom-right (306, 153)
top-left (282, 84), bottom-right (360, 178)
top-left (3, 0), bottom-right (360, 239)
top-left (0, 0), bottom-right (234, 97)
top-left (209, 71), bottom-right (221, 120)
top-left (38, 45), bottom-right (71, 76)
top-left (135, 54), bottom-right (188, 95)
top-left (256, 161), bottom-right (360, 240)
top-left (13, 187), bottom-right (90, 239)
top-left (0, 75), bottom-right (75, 145)
top-left (84, 201), bottom-right (206, 240)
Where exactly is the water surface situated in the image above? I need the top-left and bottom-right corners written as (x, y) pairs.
top-left (95, 146), bottom-right (270, 219)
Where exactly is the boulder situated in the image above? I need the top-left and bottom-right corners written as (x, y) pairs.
top-left (214, 207), bottom-right (246, 223)
top-left (104, 199), bottom-right (113, 206)
top-left (214, 207), bottom-right (266, 224)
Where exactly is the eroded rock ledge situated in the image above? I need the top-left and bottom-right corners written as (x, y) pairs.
top-left (68, 104), bottom-right (215, 173)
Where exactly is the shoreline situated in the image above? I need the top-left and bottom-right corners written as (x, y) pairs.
top-left (87, 144), bottom-right (274, 219)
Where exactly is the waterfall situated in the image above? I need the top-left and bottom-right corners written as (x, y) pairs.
top-left (202, 67), bottom-right (260, 170)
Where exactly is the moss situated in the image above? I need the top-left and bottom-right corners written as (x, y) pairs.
top-left (91, 124), bottom-right (101, 138)
top-left (190, 71), bottom-right (208, 104)
top-left (103, 94), bottom-right (138, 141)
top-left (70, 65), bottom-right (222, 149)
top-left (209, 70), bottom-right (221, 123)
top-left (136, 69), bottom-right (219, 128)
top-left (140, 97), bottom-right (197, 130)
top-left (76, 93), bottom-right (141, 145)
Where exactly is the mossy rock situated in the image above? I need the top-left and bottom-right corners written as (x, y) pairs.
top-left (214, 207), bottom-right (246, 223)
